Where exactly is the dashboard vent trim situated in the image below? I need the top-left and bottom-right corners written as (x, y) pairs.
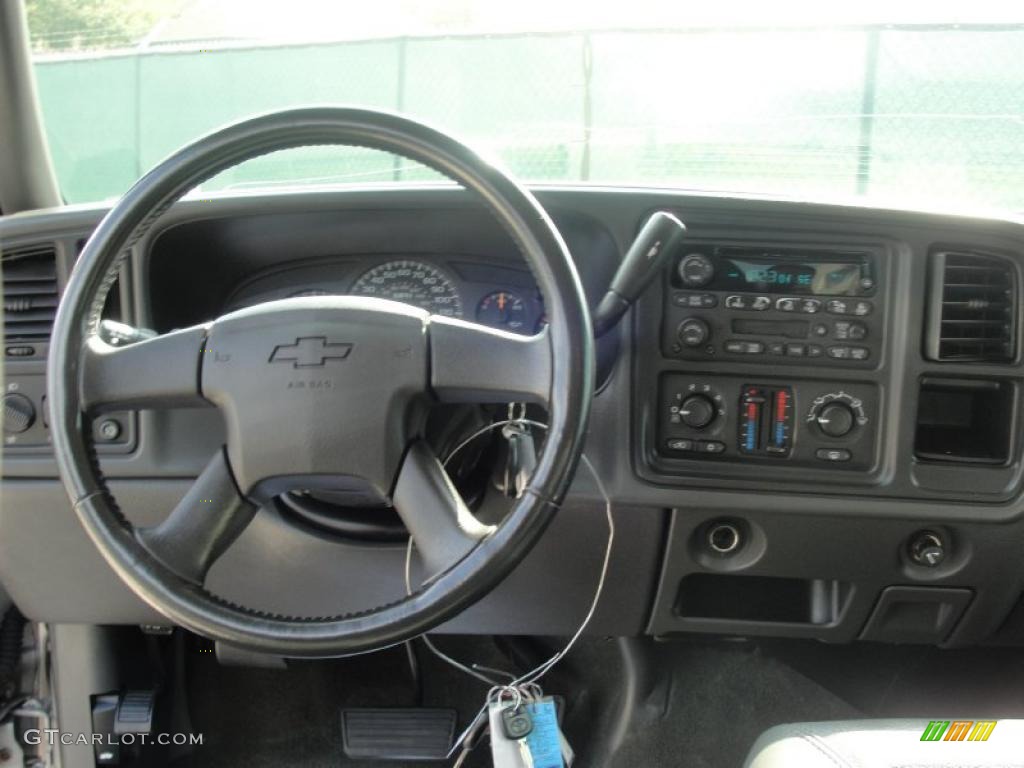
top-left (927, 250), bottom-right (1017, 363)
top-left (2, 242), bottom-right (59, 343)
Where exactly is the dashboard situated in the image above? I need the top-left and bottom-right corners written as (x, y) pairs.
top-left (225, 256), bottom-right (545, 334)
top-left (4, 186), bottom-right (1024, 650)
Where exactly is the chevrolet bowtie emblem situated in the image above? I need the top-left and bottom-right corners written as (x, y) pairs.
top-left (269, 337), bottom-right (353, 368)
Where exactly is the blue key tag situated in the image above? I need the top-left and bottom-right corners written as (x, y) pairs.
top-left (523, 698), bottom-right (564, 768)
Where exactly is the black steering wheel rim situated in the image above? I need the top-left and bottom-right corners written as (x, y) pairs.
top-left (48, 107), bottom-right (594, 656)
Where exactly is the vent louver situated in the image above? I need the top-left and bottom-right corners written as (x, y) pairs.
top-left (2, 243), bottom-right (58, 342)
top-left (928, 250), bottom-right (1016, 362)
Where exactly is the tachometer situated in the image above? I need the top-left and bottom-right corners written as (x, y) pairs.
top-left (476, 290), bottom-right (527, 331)
top-left (350, 260), bottom-right (463, 317)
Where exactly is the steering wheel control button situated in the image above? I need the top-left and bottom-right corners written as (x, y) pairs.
top-left (909, 531), bottom-right (947, 568)
top-left (678, 253), bottom-right (715, 287)
top-left (677, 317), bottom-right (710, 347)
top-left (815, 448), bottom-right (852, 462)
top-left (2, 392), bottom-right (36, 434)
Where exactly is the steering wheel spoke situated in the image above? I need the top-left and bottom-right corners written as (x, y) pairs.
top-left (392, 440), bottom-right (495, 579)
top-left (429, 317), bottom-right (551, 404)
top-left (137, 449), bottom-right (256, 585)
top-left (81, 324), bottom-right (211, 413)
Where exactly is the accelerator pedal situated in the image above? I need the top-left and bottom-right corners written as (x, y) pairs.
top-left (341, 708), bottom-right (457, 761)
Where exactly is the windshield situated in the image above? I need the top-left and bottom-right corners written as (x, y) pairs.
top-left (25, 1), bottom-right (1024, 212)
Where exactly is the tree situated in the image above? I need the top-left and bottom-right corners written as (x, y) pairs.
top-left (26, 0), bottom-right (171, 52)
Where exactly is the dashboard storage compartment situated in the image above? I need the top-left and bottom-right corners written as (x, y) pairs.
top-left (860, 586), bottom-right (973, 644)
top-left (674, 573), bottom-right (848, 626)
top-left (914, 377), bottom-right (1014, 464)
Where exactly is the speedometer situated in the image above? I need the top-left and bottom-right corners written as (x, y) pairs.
top-left (350, 260), bottom-right (463, 318)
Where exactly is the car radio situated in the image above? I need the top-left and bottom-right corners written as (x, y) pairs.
top-left (662, 245), bottom-right (882, 367)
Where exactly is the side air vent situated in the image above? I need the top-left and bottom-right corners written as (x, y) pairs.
top-left (927, 250), bottom-right (1017, 362)
top-left (2, 243), bottom-right (59, 343)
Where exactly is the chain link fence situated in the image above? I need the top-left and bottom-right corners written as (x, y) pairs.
top-left (31, 26), bottom-right (1024, 211)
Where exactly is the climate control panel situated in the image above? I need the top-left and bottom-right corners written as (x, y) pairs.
top-left (658, 374), bottom-right (878, 470)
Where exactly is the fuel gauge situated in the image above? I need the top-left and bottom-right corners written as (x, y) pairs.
top-left (476, 290), bottom-right (527, 332)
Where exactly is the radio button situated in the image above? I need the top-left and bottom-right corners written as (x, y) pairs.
top-left (827, 345), bottom-right (852, 359)
top-left (751, 296), bottom-right (771, 311)
top-left (852, 300), bottom-right (873, 316)
top-left (725, 295), bottom-right (748, 310)
top-left (678, 253), bottom-right (715, 287)
top-left (849, 346), bottom-right (870, 361)
top-left (834, 321), bottom-right (868, 341)
top-left (776, 297), bottom-right (799, 312)
top-left (812, 323), bottom-right (829, 337)
top-left (677, 318), bottom-right (711, 347)
top-left (785, 343), bottom-right (806, 357)
top-left (768, 342), bottom-right (785, 355)
top-left (673, 292), bottom-right (718, 308)
top-left (825, 299), bottom-right (849, 314)
top-left (800, 299), bottom-right (821, 314)
top-left (807, 344), bottom-right (824, 357)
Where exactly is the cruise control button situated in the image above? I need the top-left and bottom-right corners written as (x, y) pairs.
top-left (776, 297), bottom-right (798, 312)
top-left (666, 438), bottom-right (695, 452)
top-left (816, 448), bottom-right (851, 462)
top-left (800, 299), bottom-right (821, 314)
top-left (697, 440), bottom-right (726, 454)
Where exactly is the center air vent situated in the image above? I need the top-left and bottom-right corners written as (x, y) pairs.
top-left (927, 250), bottom-right (1017, 362)
top-left (2, 243), bottom-right (58, 344)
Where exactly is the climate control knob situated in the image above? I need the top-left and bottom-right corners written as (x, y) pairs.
top-left (677, 317), bottom-right (710, 348)
top-left (815, 402), bottom-right (855, 438)
top-left (679, 394), bottom-right (716, 430)
top-left (2, 392), bottom-right (36, 434)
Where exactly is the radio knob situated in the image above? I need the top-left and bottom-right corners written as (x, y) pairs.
top-left (679, 394), bottom-right (716, 429)
top-left (677, 317), bottom-right (710, 348)
top-left (816, 402), bottom-right (855, 438)
top-left (678, 253), bottom-right (715, 287)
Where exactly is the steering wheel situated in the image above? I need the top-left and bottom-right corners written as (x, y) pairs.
top-left (48, 108), bottom-right (594, 656)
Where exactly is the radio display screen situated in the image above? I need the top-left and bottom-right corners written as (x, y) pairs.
top-left (716, 257), bottom-right (869, 296)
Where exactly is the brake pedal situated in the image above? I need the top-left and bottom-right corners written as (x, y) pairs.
top-left (341, 708), bottom-right (456, 761)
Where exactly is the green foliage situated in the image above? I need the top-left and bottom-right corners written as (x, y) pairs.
top-left (26, 0), bottom-right (166, 51)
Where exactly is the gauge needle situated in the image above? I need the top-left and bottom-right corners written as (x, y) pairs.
top-left (498, 292), bottom-right (506, 312)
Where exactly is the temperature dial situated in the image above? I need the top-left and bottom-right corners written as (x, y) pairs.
top-left (807, 392), bottom-right (869, 438)
top-left (816, 402), bottom-right (855, 438)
